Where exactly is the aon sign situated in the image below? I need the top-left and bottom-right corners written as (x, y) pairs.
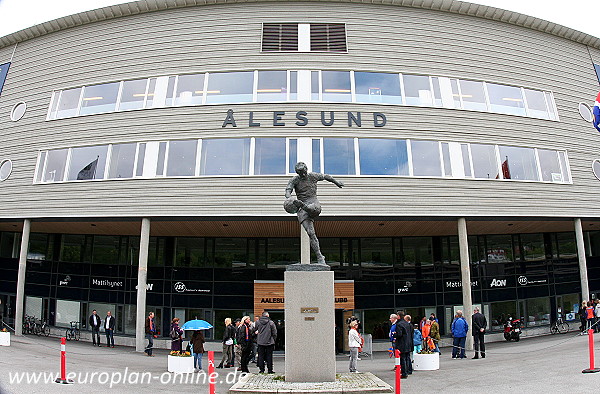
top-left (490, 279), bottom-right (507, 287)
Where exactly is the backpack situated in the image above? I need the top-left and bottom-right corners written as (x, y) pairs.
top-left (170, 326), bottom-right (180, 340)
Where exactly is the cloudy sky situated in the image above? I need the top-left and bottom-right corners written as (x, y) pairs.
top-left (0, 0), bottom-right (599, 39)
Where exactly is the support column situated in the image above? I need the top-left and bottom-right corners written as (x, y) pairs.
top-left (14, 219), bottom-right (31, 336)
top-left (300, 226), bottom-right (310, 264)
top-left (575, 218), bottom-right (590, 302)
top-left (135, 218), bottom-right (151, 352)
top-left (458, 218), bottom-right (473, 351)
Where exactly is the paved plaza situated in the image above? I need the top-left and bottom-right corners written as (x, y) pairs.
top-left (0, 332), bottom-right (599, 393)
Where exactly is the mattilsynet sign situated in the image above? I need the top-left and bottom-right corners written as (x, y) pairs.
top-left (0, 62), bottom-right (10, 96)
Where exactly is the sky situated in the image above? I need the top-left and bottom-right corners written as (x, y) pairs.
top-left (0, 0), bottom-right (599, 40)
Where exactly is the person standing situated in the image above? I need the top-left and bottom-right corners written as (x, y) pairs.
top-left (217, 318), bottom-right (235, 368)
top-left (404, 315), bottom-right (414, 375)
top-left (233, 318), bottom-right (242, 370)
top-left (104, 311), bottom-right (115, 348)
top-left (389, 314), bottom-right (398, 371)
top-left (145, 312), bottom-right (157, 357)
top-left (348, 320), bottom-right (361, 372)
top-left (586, 301), bottom-right (595, 331)
top-left (472, 307), bottom-right (487, 359)
top-left (237, 316), bottom-right (253, 373)
top-left (250, 316), bottom-right (259, 364)
top-left (88, 310), bottom-right (101, 347)
top-left (595, 300), bottom-right (600, 333)
top-left (413, 324), bottom-right (423, 354)
top-left (191, 330), bottom-right (205, 372)
top-left (255, 311), bottom-right (277, 374)
top-left (430, 317), bottom-right (441, 354)
top-left (170, 318), bottom-right (184, 352)
top-left (451, 310), bottom-right (468, 359)
top-left (394, 311), bottom-right (411, 379)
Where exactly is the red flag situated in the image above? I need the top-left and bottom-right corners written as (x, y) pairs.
top-left (501, 157), bottom-right (511, 179)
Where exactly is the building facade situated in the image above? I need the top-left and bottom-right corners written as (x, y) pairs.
top-left (1, 0), bottom-right (600, 345)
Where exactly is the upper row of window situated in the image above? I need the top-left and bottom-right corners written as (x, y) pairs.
top-left (47, 70), bottom-right (559, 121)
top-left (34, 137), bottom-right (570, 184)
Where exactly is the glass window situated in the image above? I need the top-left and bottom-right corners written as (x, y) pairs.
top-left (545, 92), bottom-right (558, 120)
top-left (524, 89), bottom-right (550, 119)
top-left (135, 143), bottom-right (146, 177)
top-left (175, 74), bottom-right (205, 106)
top-left (289, 71), bottom-right (298, 101)
top-left (537, 149), bottom-right (562, 182)
top-left (92, 235), bottom-right (120, 265)
top-left (470, 144), bottom-right (498, 179)
top-left (354, 72), bottom-right (402, 104)
top-left (461, 144), bottom-right (472, 177)
top-left (431, 77), bottom-right (443, 106)
top-left (486, 83), bottom-right (525, 116)
top-left (490, 301), bottom-right (517, 331)
top-left (205, 72), bottom-right (253, 104)
top-left (108, 143), bottom-right (136, 179)
top-left (311, 71), bottom-right (320, 101)
top-left (557, 232), bottom-right (577, 259)
top-left (28, 233), bottom-right (50, 261)
top-left (360, 238), bottom-right (393, 266)
top-left (35, 152), bottom-right (47, 183)
top-left (118, 79), bottom-right (148, 111)
top-left (43, 149), bottom-right (68, 182)
top-left (55, 300), bottom-right (80, 328)
top-left (498, 146), bottom-right (539, 181)
top-left (458, 80), bottom-right (487, 111)
top-left (358, 138), bottom-right (408, 175)
top-left (257, 71), bottom-right (287, 102)
top-left (558, 152), bottom-right (570, 182)
top-left (156, 142), bottom-right (167, 176)
top-left (323, 138), bottom-right (355, 175)
top-left (411, 140), bottom-right (441, 176)
top-left (288, 139), bottom-right (297, 173)
top-left (167, 140), bottom-right (197, 176)
top-left (402, 237), bottom-right (433, 266)
top-left (200, 138), bottom-right (251, 175)
top-left (165, 76), bottom-right (176, 106)
top-left (520, 233), bottom-right (545, 261)
top-left (56, 88), bottom-right (82, 119)
top-left (450, 79), bottom-right (462, 108)
top-left (312, 139), bottom-right (321, 173)
top-left (267, 238), bottom-right (299, 268)
top-left (175, 237), bottom-right (208, 267)
top-left (254, 138), bottom-right (286, 175)
top-left (25, 296), bottom-right (43, 319)
top-left (486, 234), bottom-right (514, 263)
top-left (441, 142), bottom-right (451, 176)
top-left (80, 82), bottom-right (120, 115)
top-left (321, 71), bottom-right (351, 102)
top-left (144, 78), bottom-right (157, 108)
top-left (525, 297), bottom-right (550, 326)
top-left (215, 238), bottom-right (247, 268)
top-left (61, 234), bottom-right (91, 262)
top-left (67, 145), bottom-right (108, 181)
top-left (403, 75), bottom-right (431, 106)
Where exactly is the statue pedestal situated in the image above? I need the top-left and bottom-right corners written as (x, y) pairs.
top-left (284, 269), bottom-right (335, 382)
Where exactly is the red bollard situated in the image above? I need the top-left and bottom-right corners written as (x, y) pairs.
top-left (208, 350), bottom-right (216, 394)
top-left (54, 337), bottom-right (72, 384)
top-left (395, 349), bottom-right (401, 394)
top-left (582, 329), bottom-right (600, 373)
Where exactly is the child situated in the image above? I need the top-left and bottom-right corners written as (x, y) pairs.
top-left (413, 324), bottom-right (423, 353)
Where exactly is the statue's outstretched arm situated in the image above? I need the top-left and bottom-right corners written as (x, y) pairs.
top-left (324, 174), bottom-right (344, 188)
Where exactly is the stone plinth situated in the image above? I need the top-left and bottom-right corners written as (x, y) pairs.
top-left (229, 372), bottom-right (393, 393)
top-left (284, 270), bottom-right (335, 382)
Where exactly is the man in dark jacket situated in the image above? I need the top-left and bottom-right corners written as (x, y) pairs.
top-left (394, 311), bottom-right (412, 379)
top-left (104, 311), bottom-right (116, 348)
top-left (237, 316), bottom-right (254, 373)
top-left (472, 307), bottom-right (487, 359)
top-left (255, 311), bottom-right (277, 374)
top-left (144, 312), bottom-right (157, 356)
top-left (88, 310), bottom-right (101, 346)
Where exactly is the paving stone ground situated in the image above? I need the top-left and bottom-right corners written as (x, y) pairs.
top-left (1, 332), bottom-right (599, 393)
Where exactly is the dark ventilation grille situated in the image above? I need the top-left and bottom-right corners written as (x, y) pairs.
top-left (310, 23), bottom-right (347, 52)
top-left (262, 23), bottom-right (299, 52)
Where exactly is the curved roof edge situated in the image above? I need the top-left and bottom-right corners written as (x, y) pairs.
top-left (1, 0), bottom-right (599, 50)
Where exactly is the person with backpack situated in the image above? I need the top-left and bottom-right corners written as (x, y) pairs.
top-left (170, 318), bottom-right (184, 352)
top-left (451, 310), bottom-right (469, 359)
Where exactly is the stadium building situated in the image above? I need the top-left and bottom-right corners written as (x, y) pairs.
top-left (1, 0), bottom-right (600, 348)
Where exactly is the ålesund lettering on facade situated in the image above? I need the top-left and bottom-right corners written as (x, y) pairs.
top-left (222, 110), bottom-right (387, 128)
top-left (261, 297), bottom-right (348, 303)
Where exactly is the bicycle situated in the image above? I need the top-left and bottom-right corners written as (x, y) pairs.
top-left (38, 319), bottom-right (50, 337)
top-left (23, 315), bottom-right (35, 335)
top-left (65, 321), bottom-right (80, 341)
top-left (550, 316), bottom-right (570, 334)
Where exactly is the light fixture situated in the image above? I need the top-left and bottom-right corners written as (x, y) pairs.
top-left (508, 223), bottom-right (514, 226)
top-left (452, 94), bottom-right (473, 98)
top-left (205, 90), bottom-right (221, 94)
top-left (257, 89), bottom-right (283, 93)
top-left (193, 91), bottom-right (206, 94)
top-left (82, 96), bottom-right (104, 101)
top-left (132, 93), bottom-right (155, 97)
top-left (324, 89), bottom-right (351, 93)
top-left (223, 223), bottom-right (229, 227)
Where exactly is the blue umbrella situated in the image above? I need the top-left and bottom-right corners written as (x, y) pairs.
top-left (181, 319), bottom-right (213, 330)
